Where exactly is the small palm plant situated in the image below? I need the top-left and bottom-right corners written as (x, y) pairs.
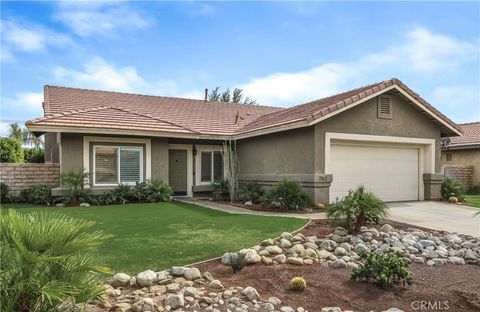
top-left (61, 169), bottom-right (90, 204)
top-left (327, 186), bottom-right (388, 233)
top-left (1, 209), bottom-right (111, 312)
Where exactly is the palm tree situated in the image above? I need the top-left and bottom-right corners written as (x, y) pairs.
top-left (8, 122), bottom-right (43, 148)
top-left (1, 209), bottom-right (111, 312)
top-left (8, 123), bottom-right (23, 142)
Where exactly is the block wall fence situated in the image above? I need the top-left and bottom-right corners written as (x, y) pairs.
top-left (0, 163), bottom-right (60, 195)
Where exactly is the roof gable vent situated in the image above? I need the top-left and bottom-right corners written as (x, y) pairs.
top-left (377, 95), bottom-right (392, 119)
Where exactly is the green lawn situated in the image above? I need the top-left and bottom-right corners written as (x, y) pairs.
top-left (2, 202), bottom-right (306, 274)
top-left (465, 195), bottom-right (480, 208)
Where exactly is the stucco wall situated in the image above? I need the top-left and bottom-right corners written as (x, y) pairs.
top-left (314, 93), bottom-right (442, 174)
top-left (441, 149), bottom-right (480, 186)
top-left (61, 133), bottom-right (83, 174)
top-left (44, 132), bottom-right (59, 163)
top-left (236, 127), bottom-right (317, 198)
top-left (152, 138), bottom-right (169, 182)
top-left (60, 134), bottom-right (170, 187)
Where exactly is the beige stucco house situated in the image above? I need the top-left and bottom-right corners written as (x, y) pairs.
top-left (27, 78), bottom-right (462, 204)
top-left (441, 122), bottom-right (480, 187)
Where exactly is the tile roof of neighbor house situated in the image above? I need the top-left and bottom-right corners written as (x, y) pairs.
top-left (448, 122), bottom-right (480, 148)
top-left (27, 78), bottom-right (462, 137)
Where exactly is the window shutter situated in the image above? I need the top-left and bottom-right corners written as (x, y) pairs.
top-left (377, 95), bottom-right (392, 119)
top-left (120, 149), bottom-right (141, 183)
top-left (201, 152), bottom-right (212, 182)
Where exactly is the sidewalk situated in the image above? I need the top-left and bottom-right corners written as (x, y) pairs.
top-left (177, 198), bottom-right (327, 220)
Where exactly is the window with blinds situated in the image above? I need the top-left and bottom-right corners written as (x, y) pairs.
top-left (95, 147), bottom-right (117, 184)
top-left (200, 150), bottom-right (223, 183)
top-left (201, 152), bottom-right (212, 182)
top-left (94, 146), bottom-right (143, 185)
top-left (120, 149), bottom-right (142, 183)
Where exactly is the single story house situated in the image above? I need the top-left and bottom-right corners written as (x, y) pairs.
top-left (441, 122), bottom-right (480, 187)
top-left (26, 78), bottom-right (462, 203)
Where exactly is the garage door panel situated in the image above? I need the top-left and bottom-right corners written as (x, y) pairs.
top-left (330, 144), bottom-right (419, 202)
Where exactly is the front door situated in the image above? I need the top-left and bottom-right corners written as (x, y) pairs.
top-left (169, 149), bottom-right (188, 196)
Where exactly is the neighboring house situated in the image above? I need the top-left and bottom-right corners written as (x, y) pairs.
top-left (441, 122), bottom-right (480, 187)
top-left (26, 78), bottom-right (462, 204)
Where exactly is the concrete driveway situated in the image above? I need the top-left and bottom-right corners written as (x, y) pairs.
top-left (388, 201), bottom-right (480, 237)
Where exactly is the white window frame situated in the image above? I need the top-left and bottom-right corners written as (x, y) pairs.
top-left (195, 145), bottom-right (224, 186)
top-left (93, 145), bottom-right (144, 186)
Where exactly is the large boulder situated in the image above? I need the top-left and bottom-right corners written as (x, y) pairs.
top-left (170, 266), bottom-right (186, 276)
top-left (242, 286), bottom-right (260, 301)
top-left (110, 273), bottom-right (131, 288)
top-left (266, 245), bottom-right (283, 255)
top-left (183, 267), bottom-right (202, 280)
top-left (136, 270), bottom-right (157, 287)
top-left (132, 298), bottom-right (155, 312)
top-left (165, 294), bottom-right (184, 309)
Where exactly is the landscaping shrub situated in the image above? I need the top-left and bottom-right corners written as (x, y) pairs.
top-left (23, 147), bottom-right (44, 163)
top-left (263, 179), bottom-right (310, 210)
top-left (238, 180), bottom-right (265, 204)
top-left (467, 185), bottom-right (480, 195)
top-left (225, 252), bottom-right (247, 274)
top-left (327, 186), bottom-right (388, 233)
top-left (131, 180), bottom-right (173, 203)
top-left (19, 184), bottom-right (52, 205)
top-left (61, 169), bottom-right (90, 205)
top-left (0, 209), bottom-right (111, 312)
top-left (0, 137), bottom-right (23, 163)
top-left (351, 251), bottom-right (412, 288)
top-left (111, 184), bottom-right (135, 204)
top-left (1, 182), bottom-right (9, 203)
top-left (211, 179), bottom-right (230, 201)
top-left (441, 178), bottom-right (466, 201)
top-left (290, 277), bottom-right (307, 291)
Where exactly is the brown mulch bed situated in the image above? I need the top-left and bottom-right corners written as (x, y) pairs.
top-left (197, 220), bottom-right (480, 311)
top-left (197, 261), bottom-right (480, 312)
top-left (201, 199), bottom-right (325, 214)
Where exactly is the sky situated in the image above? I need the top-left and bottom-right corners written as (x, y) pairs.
top-left (1, 1), bottom-right (479, 136)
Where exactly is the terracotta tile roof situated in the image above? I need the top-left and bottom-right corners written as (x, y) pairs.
top-left (33, 85), bottom-right (281, 135)
top-left (240, 78), bottom-right (461, 136)
top-left (27, 78), bottom-right (461, 137)
top-left (448, 122), bottom-right (480, 148)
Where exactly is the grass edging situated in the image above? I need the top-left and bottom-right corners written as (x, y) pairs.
top-left (183, 218), bottom-right (312, 269)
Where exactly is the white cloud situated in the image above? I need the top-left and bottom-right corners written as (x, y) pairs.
top-left (54, 1), bottom-right (150, 37)
top-left (430, 85), bottom-right (480, 122)
top-left (52, 56), bottom-right (203, 98)
top-left (53, 57), bottom-right (150, 92)
top-left (240, 27), bottom-right (479, 107)
top-left (0, 19), bottom-right (72, 61)
top-left (3, 92), bottom-right (44, 112)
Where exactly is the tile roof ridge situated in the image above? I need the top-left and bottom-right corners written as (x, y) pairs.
top-left (44, 84), bottom-right (283, 110)
top-left (26, 105), bottom-right (113, 125)
top-left (309, 79), bottom-right (395, 119)
top-left (458, 121), bottom-right (480, 126)
top-left (109, 106), bottom-right (198, 134)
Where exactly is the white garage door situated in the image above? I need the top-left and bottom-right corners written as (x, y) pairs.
top-left (329, 144), bottom-right (419, 202)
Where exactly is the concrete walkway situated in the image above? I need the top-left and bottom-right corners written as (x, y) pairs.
top-left (177, 198), bottom-right (326, 220)
top-left (388, 201), bottom-right (480, 237)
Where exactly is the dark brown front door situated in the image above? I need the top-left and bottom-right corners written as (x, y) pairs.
top-left (169, 149), bottom-right (187, 195)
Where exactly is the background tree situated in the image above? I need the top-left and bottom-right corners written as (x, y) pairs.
top-left (208, 87), bottom-right (257, 105)
top-left (0, 137), bottom-right (24, 163)
top-left (8, 122), bottom-right (44, 149)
